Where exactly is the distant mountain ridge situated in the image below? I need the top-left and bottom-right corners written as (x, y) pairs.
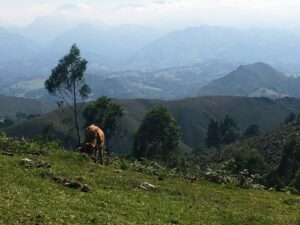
top-left (1, 60), bottom-right (237, 100)
top-left (124, 26), bottom-right (300, 70)
top-left (3, 23), bottom-right (300, 80)
top-left (198, 62), bottom-right (300, 98)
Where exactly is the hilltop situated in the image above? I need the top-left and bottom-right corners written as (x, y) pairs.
top-left (198, 62), bottom-right (296, 98)
top-left (0, 136), bottom-right (299, 225)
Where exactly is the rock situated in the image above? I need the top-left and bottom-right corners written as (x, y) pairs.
top-left (20, 158), bottom-right (34, 168)
top-left (81, 185), bottom-right (90, 192)
top-left (252, 184), bottom-right (265, 190)
top-left (68, 182), bottom-right (82, 189)
top-left (20, 158), bottom-right (33, 163)
top-left (142, 182), bottom-right (157, 190)
top-left (48, 174), bottom-right (91, 192)
top-left (132, 182), bottom-right (140, 189)
top-left (2, 152), bottom-right (14, 156)
top-left (188, 176), bottom-right (197, 183)
top-left (20, 158), bottom-right (51, 169)
top-left (53, 176), bottom-right (66, 183)
top-left (36, 161), bottom-right (51, 168)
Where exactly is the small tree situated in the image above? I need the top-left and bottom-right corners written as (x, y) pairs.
top-left (0, 118), bottom-right (14, 128)
top-left (45, 44), bottom-right (90, 146)
top-left (219, 115), bottom-right (237, 137)
top-left (234, 149), bottom-right (267, 174)
top-left (285, 112), bottom-right (296, 124)
top-left (206, 119), bottom-right (220, 149)
top-left (133, 106), bottom-right (181, 163)
top-left (206, 115), bottom-right (239, 149)
top-left (277, 135), bottom-right (300, 183)
top-left (83, 96), bottom-right (124, 153)
top-left (244, 124), bottom-right (260, 138)
top-left (220, 127), bottom-right (240, 145)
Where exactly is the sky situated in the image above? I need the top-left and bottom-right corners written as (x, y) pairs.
top-left (1, 0), bottom-right (300, 29)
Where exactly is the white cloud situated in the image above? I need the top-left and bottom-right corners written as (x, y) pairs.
top-left (1, 0), bottom-right (300, 28)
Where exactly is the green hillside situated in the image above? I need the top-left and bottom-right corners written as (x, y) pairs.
top-left (223, 119), bottom-right (300, 167)
top-left (0, 95), bottom-right (54, 118)
top-left (0, 136), bottom-right (299, 225)
top-left (5, 96), bottom-right (300, 154)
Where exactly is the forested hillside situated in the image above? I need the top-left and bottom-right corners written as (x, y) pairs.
top-left (5, 96), bottom-right (300, 154)
top-left (0, 95), bottom-right (54, 118)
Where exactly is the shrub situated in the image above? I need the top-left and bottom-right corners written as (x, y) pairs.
top-left (234, 149), bottom-right (267, 175)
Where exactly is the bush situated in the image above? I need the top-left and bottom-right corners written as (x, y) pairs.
top-left (234, 149), bottom-right (267, 175)
top-left (0, 131), bottom-right (6, 138)
top-left (292, 167), bottom-right (300, 191)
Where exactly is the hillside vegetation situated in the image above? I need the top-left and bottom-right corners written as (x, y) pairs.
top-left (5, 96), bottom-right (300, 154)
top-left (0, 95), bottom-right (54, 118)
top-left (0, 135), bottom-right (299, 225)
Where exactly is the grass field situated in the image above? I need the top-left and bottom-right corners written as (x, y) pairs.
top-left (0, 138), bottom-right (300, 225)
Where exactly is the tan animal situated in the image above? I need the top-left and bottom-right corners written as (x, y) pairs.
top-left (85, 124), bottom-right (106, 164)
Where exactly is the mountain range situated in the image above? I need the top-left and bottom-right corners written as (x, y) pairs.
top-left (3, 19), bottom-right (300, 80)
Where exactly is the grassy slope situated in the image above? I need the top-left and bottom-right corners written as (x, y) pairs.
top-left (0, 140), bottom-right (300, 225)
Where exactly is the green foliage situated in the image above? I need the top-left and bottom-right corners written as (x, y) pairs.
top-left (244, 124), bottom-right (261, 138)
top-left (221, 127), bottom-right (240, 145)
top-left (0, 130), bottom-right (6, 138)
top-left (206, 115), bottom-right (239, 148)
top-left (234, 149), bottom-right (267, 175)
top-left (133, 106), bottom-right (181, 162)
top-left (220, 115), bottom-right (238, 136)
top-left (0, 118), bottom-right (14, 128)
top-left (276, 135), bottom-right (300, 186)
top-left (83, 96), bottom-right (124, 150)
top-left (285, 112), bottom-right (297, 124)
top-left (45, 44), bottom-right (91, 146)
top-left (206, 119), bottom-right (220, 149)
top-left (292, 168), bottom-right (300, 191)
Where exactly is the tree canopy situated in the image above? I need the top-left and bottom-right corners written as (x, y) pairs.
top-left (45, 44), bottom-right (90, 146)
top-left (132, 106), bottom-right (181, 162)
top-left (83, 96), bottom-right (124, 152)
top-left (206, 115), bottom-right (239, 149)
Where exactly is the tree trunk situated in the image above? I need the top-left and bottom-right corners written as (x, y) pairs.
top-left (73, 82), bottom-right (80, 146)
top-left (162, 142), bottom-right (167, 163)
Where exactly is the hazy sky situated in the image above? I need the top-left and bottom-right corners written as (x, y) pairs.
top-left (1, 0), bottom-right (300, 28)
